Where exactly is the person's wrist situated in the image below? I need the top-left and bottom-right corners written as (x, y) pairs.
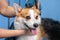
top-left (18, 30), bottom-right (26, 35)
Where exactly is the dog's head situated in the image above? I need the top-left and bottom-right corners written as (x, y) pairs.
top-left (14, 3), bottom-right (41, 30)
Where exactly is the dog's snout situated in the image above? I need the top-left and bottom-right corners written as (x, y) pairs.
top-left (33, 23), bottom-right (38, 28)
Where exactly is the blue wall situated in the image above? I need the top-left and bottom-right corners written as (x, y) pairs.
top-left (41, 0), bottom-right (60, 21)
top-left (0, 0), bottom-right (60, 40)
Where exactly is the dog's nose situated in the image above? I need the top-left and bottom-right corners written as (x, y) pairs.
top-left (33, 23), bottom-right (38, 28)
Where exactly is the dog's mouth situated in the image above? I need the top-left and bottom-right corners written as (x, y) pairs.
top-left (24, 23), bottom-right (37, 35)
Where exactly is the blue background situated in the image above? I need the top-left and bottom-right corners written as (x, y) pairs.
top-left (0, 0), bottom-right (60, 40)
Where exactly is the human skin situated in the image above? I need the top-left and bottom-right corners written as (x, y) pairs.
top-left (0, 29), bottom-right (26, 38)
top-left (0, 0), bottom-right (26, 38)
top-left (0, 0), bottom-right (40, 38)
top-left (0, 0), bottom-right (16, 17)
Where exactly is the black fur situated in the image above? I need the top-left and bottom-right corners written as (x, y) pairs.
top-left (41, 18), bottom-right (60, 40)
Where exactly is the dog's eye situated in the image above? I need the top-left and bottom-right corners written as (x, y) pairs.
top-left (25, 16), bottom-right (31, 19)
top-left (36, 16), bottom-right (38, 19)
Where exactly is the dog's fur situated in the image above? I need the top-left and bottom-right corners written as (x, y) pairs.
top-left (5, 0), bottom-right (41, 40)
top-left (39, 18), bottom-right (60, 40)
top-left (12, 2), bottom-right (41, 40)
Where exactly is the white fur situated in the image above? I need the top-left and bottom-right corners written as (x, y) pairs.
top-left (24, 9), bottom-right (41, 28)
top-left (14, 17), bottom-right (37, 40)
top-left (16, 35), bottom-right (37, 40)
top-left (14, 9), bottom-right (41, 40)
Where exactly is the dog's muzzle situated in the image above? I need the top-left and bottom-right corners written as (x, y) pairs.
top-left (24, 23), bottom-right (31, 31)
top-left (24, 23), bottom-right (38, 34)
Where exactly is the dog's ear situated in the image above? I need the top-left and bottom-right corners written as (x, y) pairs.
top-left (13, 3), bottom-right (22, 15)
top-left (32, 0), bottom-right (40, 9)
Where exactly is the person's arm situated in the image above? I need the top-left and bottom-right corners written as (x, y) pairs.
top-left (0, 0), bottom-right (16, 17)
top-left (0, 29), bottom-right (26, 38)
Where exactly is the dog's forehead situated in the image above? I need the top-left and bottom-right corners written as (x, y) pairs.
top-left (28, 9), bottom-right (35, 15)
top-left (20, 8), bottom-right (40, 16)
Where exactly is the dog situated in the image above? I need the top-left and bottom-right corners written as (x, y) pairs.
top-left (11, 2), bottom-right (41, 40)
top-left (39, 18), bottom-right (60, 40)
